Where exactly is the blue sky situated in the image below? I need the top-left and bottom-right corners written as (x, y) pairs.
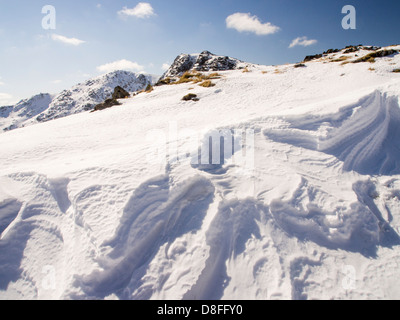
top-left (0, 0), bottom-right (400, 105)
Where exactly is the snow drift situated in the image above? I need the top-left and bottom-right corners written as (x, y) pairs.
top-left (1, 45), bottom-right (400, 300)
top-left (264, 90), bottom-right (400, 175)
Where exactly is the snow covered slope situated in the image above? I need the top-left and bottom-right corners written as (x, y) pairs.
top-left (1, 46), bottom-right (400, 300)
top-left (1, 71), bottom-right (156, 132)
top-left (0, 93), bottom-right (53, 132)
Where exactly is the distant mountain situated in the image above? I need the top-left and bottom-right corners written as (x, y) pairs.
top-left (1, 93), bottom-right (53, 132)
top-left (1, 71), bottom-right (157, 132)
top-left (159, 50), bottom-right (248, 81)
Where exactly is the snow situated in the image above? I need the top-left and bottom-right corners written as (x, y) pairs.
top-left (1, 46), bottom-right (400, 300)
top-left (1, 71), bottom-right (156, 133)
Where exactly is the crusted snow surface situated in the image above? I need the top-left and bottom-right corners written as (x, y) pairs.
top-left (1, 46), bottom-right (400, 300)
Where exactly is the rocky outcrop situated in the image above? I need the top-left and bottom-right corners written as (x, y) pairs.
top-left (112, 86), bottom-right (130, 100)
top-left (323, 49), bottom-right (340, 54)
top-left (159, 51), bottom-right (245, 82)
top-left (303, 54), bottom-right (323, 62)
top-left (354, 49), bottom-right (399, 63)
top-left (92, 86), bottom-right (132, 112)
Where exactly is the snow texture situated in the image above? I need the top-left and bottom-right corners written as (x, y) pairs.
top-left (1, 45), bottom-right (400, 300)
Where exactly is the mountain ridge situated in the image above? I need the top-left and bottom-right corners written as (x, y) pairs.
top-left (1, 71), bottom-right (156, 132)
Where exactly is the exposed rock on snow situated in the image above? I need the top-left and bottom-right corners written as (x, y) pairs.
top-left (112, 86), bottom-right (130, 100)
top-left (354, 49), bottom-right (399, 63)
top-left (159, 50), bottom-right (245, 82)
top-left (303, 54), bottom-right (323, 62)
top-left (93, 99), bottom-right (121, 112)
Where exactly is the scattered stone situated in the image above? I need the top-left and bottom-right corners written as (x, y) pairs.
top-left (92, 99), bottom-right (121, 112)
top-left (182, 93), bottom-right (199, 101)
top-left (294, 63), bottom-right (306, 68)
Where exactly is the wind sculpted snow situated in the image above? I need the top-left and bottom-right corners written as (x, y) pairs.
top-left (264, 91), bottom-right (400, 175)
top-left (1, 45), bottom-right (400, 299)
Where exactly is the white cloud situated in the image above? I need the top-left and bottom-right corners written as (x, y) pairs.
top-left (52, 80), bottom-right (62, 84)
top-left (226, 12), bottom-right (280, 36)
top-left (96, 59), bottom-right (145, 73)
top-left (0, 93), bottom-right (13, 106)
top-left (51, 34), bottom-right (85, 46)
top-left (118, 2), bottom-right (156, 19)
top-left (289, 36), bottom-right (318, 48)
top-left (161, 63), bottom-right (170, 71)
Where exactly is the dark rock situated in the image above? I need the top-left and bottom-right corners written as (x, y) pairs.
top-left (303, 54), bottom-right (323, 62)
top-left (323, 49), bottom-right (340, 54)
top-left (92, 99), bottom-right (121, 112)
top-left (182, 93), bottom-right (199, 101)
top-left (343, 46), bottom-right (360, 54)
top-left (294, 63), bottom-right (306, 68)
top-left (364, 46), bottom-right (381, 51)
top-left (112, 86), bottom-right (130, 100)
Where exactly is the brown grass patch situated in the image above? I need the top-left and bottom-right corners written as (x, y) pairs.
top-left (173, 72), bottom-right (222, 85)
top-left (198, 80), bottom-right (215, 88)
top-left (145, 84), bottom-right (154, 93)
top-left (332, 56), bottom-right (350, 62)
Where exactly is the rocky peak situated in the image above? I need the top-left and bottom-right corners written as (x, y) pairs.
top-left (159, 51), bottom-right (245, 81)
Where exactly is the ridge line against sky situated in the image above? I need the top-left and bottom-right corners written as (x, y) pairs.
top-left (0, 0), bottom-right (400, 105)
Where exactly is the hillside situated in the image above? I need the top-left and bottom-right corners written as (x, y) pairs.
top-left (1, 71), bottom-right (156, 132)
top-left (0, 45), bottom-right (400, 300)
